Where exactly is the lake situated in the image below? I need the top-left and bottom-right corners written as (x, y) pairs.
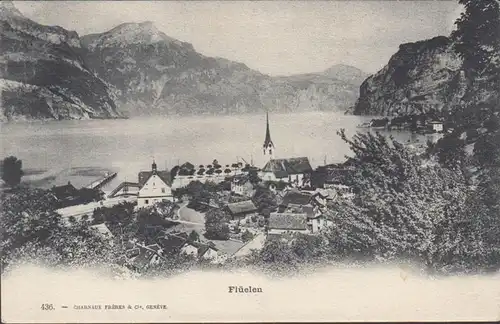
top-left (0, 112), bottom-right (422, 189)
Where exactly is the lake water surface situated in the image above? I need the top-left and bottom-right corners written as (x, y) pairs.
top-left (1, 112), bottom-right (420, 189)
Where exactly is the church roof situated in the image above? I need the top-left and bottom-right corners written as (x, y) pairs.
top-left (262, 157), bottom-right (313, 176)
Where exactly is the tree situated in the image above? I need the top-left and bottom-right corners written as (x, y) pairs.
top-left (204, 208), bottom-right (230, 240)
top-left (252, 185), bottom-right (278, 216)
top-left (450, 0), bottom-right (500, 133)
top-left (241, 230), bottom-right (254, 242)
top-left (473, 130), bottom-right (500, 167)
top-left (452, 0), bottom-right (500, 81)
top-left (0, 188), bottom-right (115, 272)
top-left (326, 129), bottom-right (485, 272)
top-left (188, 230), bottom-right (200, 242)
top-left (1, 156), bottom-right (24, 187)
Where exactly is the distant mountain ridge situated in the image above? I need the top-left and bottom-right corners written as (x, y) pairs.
top-left (0, 1), bottom-right (368, 121)
top-left (80, 22), bottom-right (367, 117)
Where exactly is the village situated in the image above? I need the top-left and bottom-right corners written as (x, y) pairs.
top-left (49, 113), bottom-right (356, 271)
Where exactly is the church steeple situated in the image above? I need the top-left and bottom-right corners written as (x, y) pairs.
top-left (263, 111), bottom-right (275, 158)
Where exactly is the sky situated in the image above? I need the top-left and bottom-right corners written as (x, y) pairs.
top-left (13, 1), bottom-right (463, 76)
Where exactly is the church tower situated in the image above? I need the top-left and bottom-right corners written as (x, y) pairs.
top-left (263, 111), bottom-right (275, 159)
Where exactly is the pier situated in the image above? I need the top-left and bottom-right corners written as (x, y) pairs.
top-left (85, 172), bottom-right (117, 190)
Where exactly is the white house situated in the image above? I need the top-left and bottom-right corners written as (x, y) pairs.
top-left (137, 161), bottom-right (174, 208)
top-left (231, 175), bottom-right (255, 197)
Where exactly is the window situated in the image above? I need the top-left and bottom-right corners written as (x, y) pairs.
top-left (161, 188), bottom-right (165, 193)
top-left (144, 199), bottom-right (149, 204)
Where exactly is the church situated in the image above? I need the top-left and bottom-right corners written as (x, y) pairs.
top-left (259, 111), bottom-right (313, 188)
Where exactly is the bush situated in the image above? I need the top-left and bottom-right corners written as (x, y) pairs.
top-left (204, 208), bottom-right (230, 240)
top-left (1, 156), bottom-right (24, 187)
top-left (242, 230), bottom-right (254, 242)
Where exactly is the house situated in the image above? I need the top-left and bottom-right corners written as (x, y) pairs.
top-left (52, 181), bottom-right (78, 200)
top-left (231, 175), bottom-right (255, 197)
top-left (264, 180), bottom-right (290, 193)
top-left (128, 244), bottom-right (164, 270)
top-left (157, 232), bottom-right (189, 255)
top-left (429, 120), bottom-right (444, 133)
top-left (157, 233), bottom-right (225, 263)
top-left (51, 182), bottom-right (80, 207)
top-left (312, 189), bottom-right (338, 204)
top-left (279, 189), bottom-right (312, 210)
top-left (225, 200), bottom-right (258, 220)
top-left (180, 241), bottom-right (222, 263)
top-left (299, 205), bottom-right (330, 233)
top-left (107, 181), bottom-right (140, 198)
top-left (268, 212), bottom-right (309, 235)
top-left (137, 161), bottom-right (174, 208)
top-left (260, 157), bottom-right (313, 188)
top-left (281, 197), bottom-right (327, 234)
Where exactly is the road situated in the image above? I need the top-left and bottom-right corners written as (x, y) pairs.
top-left (56, 196), bottom-right (137, 220)
top-left (176, 202), bottom-right (205, 224)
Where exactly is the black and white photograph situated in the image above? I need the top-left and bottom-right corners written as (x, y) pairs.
top-left (1, 0), bottom-right (499, 322)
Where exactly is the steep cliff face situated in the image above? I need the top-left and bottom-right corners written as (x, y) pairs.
top-left (0, 2), bottom-right (121, 122)
top-left (81, 22), bottom-right (366, 116)
top-left (353, 36), bottom-right (467, 116)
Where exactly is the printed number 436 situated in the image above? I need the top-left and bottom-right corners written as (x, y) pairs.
top-left (41, 304), bottom-right (54, 310)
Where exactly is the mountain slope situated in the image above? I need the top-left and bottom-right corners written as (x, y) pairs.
top-left (81, 22), bottom-right (367, 116)
top-left (353, 36), bottom-right (466, 116)
top-left (0, 1), bottom-right (121, 122)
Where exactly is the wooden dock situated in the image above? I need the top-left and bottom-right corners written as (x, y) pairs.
top-left (86, 172), bottom-right (117, 190)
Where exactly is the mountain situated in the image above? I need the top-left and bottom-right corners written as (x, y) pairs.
top-left (352, 36), bottom-right (467, 116)
top-left (0, 2), bottom-right (366, 121)
top-left (0, 1), bottom-right (121, 122)
top-left (80, 22), bottom-right (366, 117)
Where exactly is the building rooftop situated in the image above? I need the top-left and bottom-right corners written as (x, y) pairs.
top-left (268, 212), bottom-right (308, 230)
top-left (138, 170), bottom-right (172, 187)
top-left (157, 233), bottom-right (189, 254)
top-left (262, 157), bottom-right (313, 177)
top-left (51, 182), bottom-right (78, 200)
top-left (281, 190), bottom-right (312, 206)
top-left (226, 200), bottom-right (257, 215)
top-left (108, 181), bottom-right (140, 198)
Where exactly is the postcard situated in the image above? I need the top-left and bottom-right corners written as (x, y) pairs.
top-left (1, 0), bottom-right (500, 323)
